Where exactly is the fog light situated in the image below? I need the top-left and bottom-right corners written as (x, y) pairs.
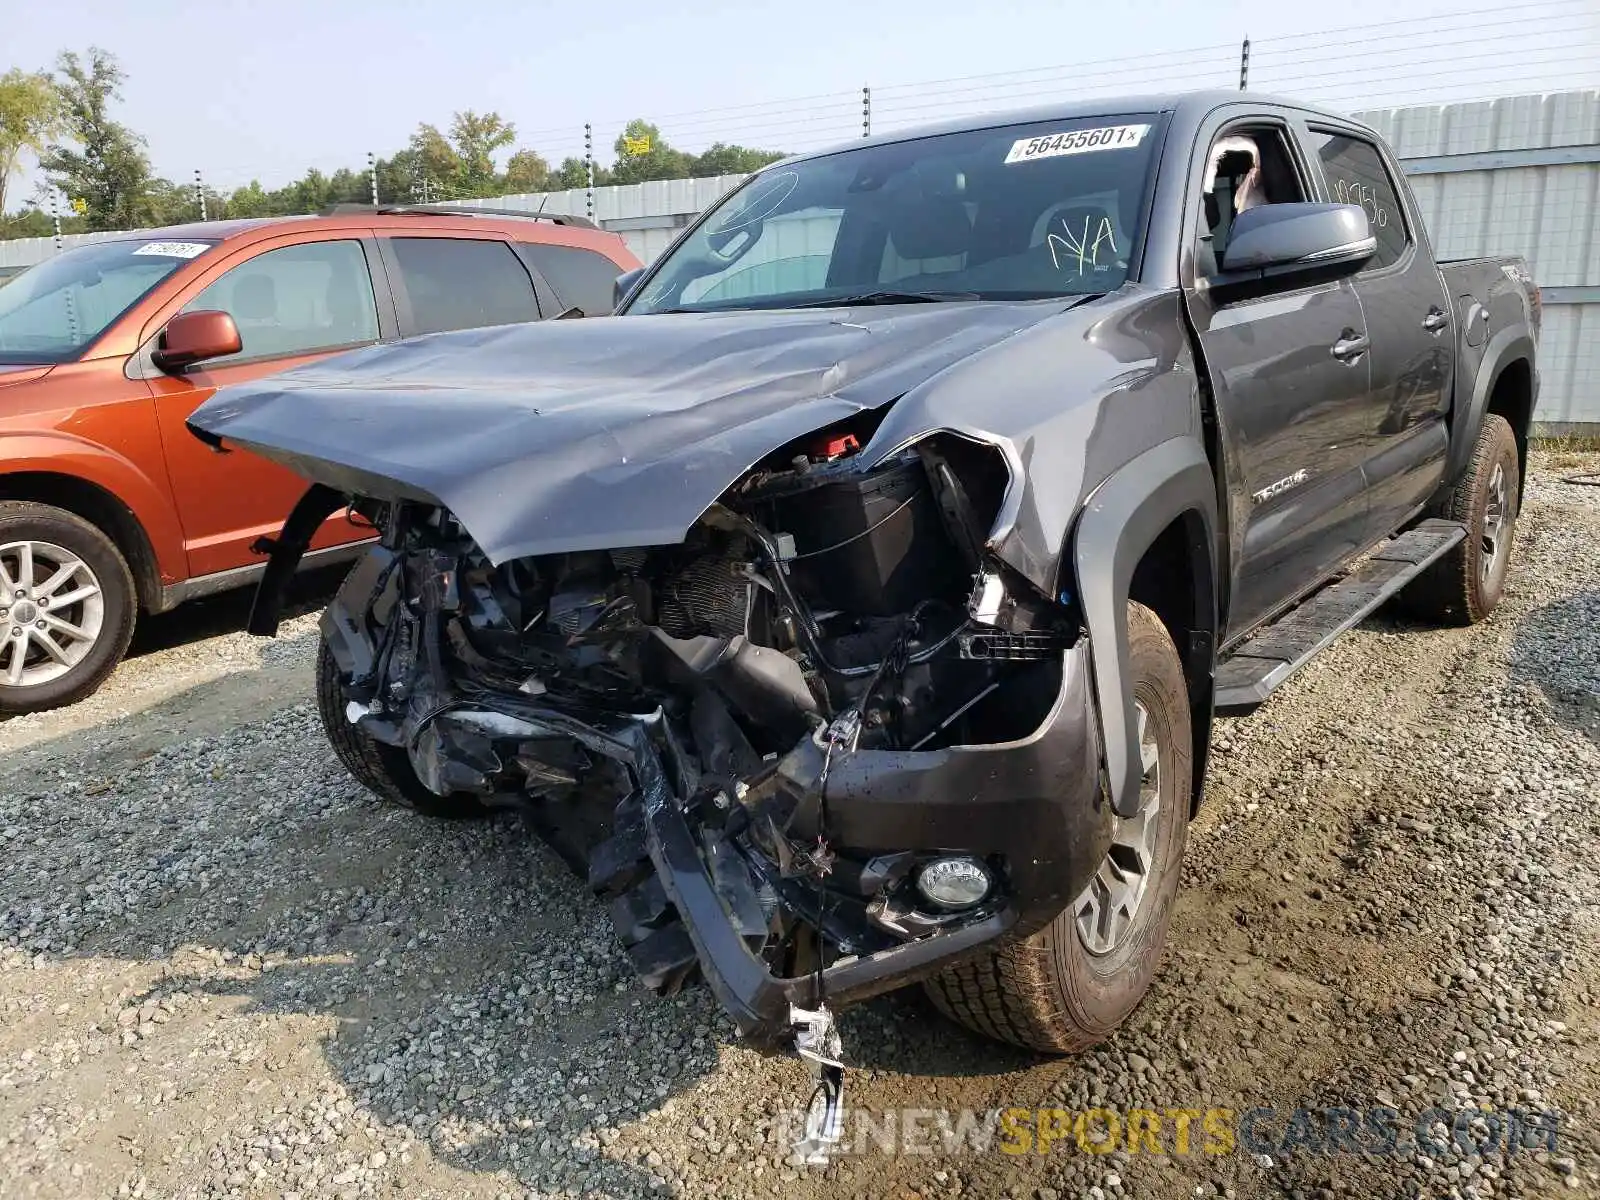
top-left (914, 857), bottom-right (992, 910)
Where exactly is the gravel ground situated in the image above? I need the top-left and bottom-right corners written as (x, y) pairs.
top-left (1, 453), bottom-right (1597, 1200)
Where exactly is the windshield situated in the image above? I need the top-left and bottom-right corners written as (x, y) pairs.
top-left (625, 114), bottom-right (1162, 314)
top-left (0, 238), bottom-right (216, 364)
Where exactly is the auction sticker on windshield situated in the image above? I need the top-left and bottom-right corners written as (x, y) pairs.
top-left (131, 241), bottom-right (211, 259)
top-left (1005, 124), bottom-right (1150, 164)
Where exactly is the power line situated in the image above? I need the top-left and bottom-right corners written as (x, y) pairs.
top-left (1248, 19), bottom-right (1600, 74)
top-left (1289, 50), bottom-right (1600, 98)
top-left (870, 40), bottom-right (1243, 96)
top-left (319, 0), bottom-right (1599, 171)
top-left (1258, 43), bottom-right (1600, 92)
top-left (1247, 0), bottom-right (1589, 48)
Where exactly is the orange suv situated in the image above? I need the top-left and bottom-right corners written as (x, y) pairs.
top-left (0, 206), bottom-right (640, 712)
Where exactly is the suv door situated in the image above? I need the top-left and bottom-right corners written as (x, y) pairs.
top-left (1183, 117), bottom-right (1375, 640)
top-left (377, 235), bottom-right (543, 335)
top-left (139, 233), bottom-right (391, 578)
top-left (1304, 125), bottom-right (1454, 544)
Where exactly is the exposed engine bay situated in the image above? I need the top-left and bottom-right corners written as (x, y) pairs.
top-left (309, 420), bottom-right (1108, 1156)
top-left (324, 419), bottom-right (1083, 999)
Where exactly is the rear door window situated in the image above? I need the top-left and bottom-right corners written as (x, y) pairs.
top-left (519, 242), bottom-right (626, 315)
top-left (1306, 130), bottom-right (1409, 271)
top-left (385, 237), bottom-right (542, 334)
top-left (181, 239), bottom-right (378, 363)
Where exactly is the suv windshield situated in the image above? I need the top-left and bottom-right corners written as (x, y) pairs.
top-left (625, 114), bottom-right (1162, 314)
top-left (0, 238), bottom-right (216, 364)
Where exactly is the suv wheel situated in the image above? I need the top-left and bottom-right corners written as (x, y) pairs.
top-left (0, 502), bottom-right (138, 715)
top-left (925, 601), bottom-right (1191, 1052)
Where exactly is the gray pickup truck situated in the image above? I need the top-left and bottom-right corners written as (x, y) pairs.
top-left (190, 89), bottom-right (1538, 1142)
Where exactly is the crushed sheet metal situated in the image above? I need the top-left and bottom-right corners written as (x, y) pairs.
top-left (186, 304), bottom-right (1062, 567)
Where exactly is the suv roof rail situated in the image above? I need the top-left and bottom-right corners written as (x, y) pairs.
top-left (318, 203), bottom-right (600, 230)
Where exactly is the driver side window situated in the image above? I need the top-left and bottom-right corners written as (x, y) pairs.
top-left (181, 240), bottom-right (379, 364)
top-left (1195, 126), bottom-right (1306, 278)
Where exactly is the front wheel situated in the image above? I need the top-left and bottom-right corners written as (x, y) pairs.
top-left (315, 636), bottom-right (488, 819)
top-left (925, 600), bottom-right (1192, 1053)
top-left (0, 503), bottom-right (137, 715)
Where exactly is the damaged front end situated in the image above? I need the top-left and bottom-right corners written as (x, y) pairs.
top-left (318, 421), bottom-right (1112, 1052)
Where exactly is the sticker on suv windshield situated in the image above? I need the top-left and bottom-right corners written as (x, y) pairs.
top-left (131, 241), bottom-right (210, 258)
top-left (1005, 124), bottom-right (1150, 164)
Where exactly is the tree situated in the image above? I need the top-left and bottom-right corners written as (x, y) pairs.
top-left (143, 176), bottom-right (197, 226)
top-left (226, 179), bottom-right (272, 217)
top-left (0, 69), bottom-right (62, 215)
top-left (37, 48), bottom-right (153, 231)
top-left (609, 119), bottom-right (692, 185)
top-left (501, 148), bottom-right (551, 194)
top-left (690, 142), bottom-right (786, 177)
top-left (450, 110), bottom-right (515, 193)
top-left (408, 122), bottom-right (460, 198)
top-left (0, 207), bottom-right (65, 239)
top-left (553, 156), bottom-right (609, 191)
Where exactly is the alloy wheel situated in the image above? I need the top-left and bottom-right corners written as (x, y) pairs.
top-left (0, 540), bottom-right (107, 688)
top-left (1480, 461), bottom-right (1511, 585)
top-left (1075, 700), bottom-right (1162, 956)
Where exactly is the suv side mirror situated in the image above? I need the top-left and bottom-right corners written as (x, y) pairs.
top-left (154, 310), bottom-right (242, 372)
top-left (614, 267), bottom-right (645, 311)
top-left (1219, 203), bottom-right (1375, 280)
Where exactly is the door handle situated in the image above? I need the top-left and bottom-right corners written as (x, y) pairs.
top-left (1330, 331), bottom-right (1370, 362)
top-left (1422, 308), bottom-right (1449, 333)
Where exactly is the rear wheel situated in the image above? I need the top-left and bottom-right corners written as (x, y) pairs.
top-left (0, 502), bottom-right (137, 715)
top-left (925, 601), bottom-right (1191, 1052)
top-left (315, 635), bottom-right (488, 819)
top-left (1401, 413), bottom-right (1520, 625)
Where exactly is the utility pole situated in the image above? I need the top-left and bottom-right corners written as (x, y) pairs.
top-left (49, 191), bottom-right (62, 253)
top-left (1239, 37), bottom-right (1250, 90)
top-left (368, 151), bottom-right (379, 206)
top-left (584, 123), bottom-right (594, 221)
top-left (862, 86), bottom-right (871, 137)
top-left (195, 169), bottom-right (207, 221)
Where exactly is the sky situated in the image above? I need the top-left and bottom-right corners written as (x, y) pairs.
top-left (5, 0), bottom-right (1598, 208)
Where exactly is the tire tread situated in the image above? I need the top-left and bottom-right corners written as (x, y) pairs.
top-left (314, 638), bottom-right (485, 819)
top-left (1402, 414), bottom-right (1519, 625)
top-left (925, 602), bottom-right (1189, 1053)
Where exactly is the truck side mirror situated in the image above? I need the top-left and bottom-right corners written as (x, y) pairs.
top-left (153, 310), bottom-right (242, 372)
top-left (614, 267), bottom-right (645, 310)
top-left (1218, 203), bottom-right (1376, 280)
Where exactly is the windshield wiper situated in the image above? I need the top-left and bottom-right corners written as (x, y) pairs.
top-left (790, 289), bottom-right (980, 308)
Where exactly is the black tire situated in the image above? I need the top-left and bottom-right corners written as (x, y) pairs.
top-left (315, 636), bottom-right (488, 819)
top-left (925, 601), bottom-right (1191, 1053)
top-left (0, 502), bottom-right (137, 715)
top-left (1401, 413), bottom-right (1520, 625)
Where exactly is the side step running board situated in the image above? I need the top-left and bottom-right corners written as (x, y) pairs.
top-left (1215, 519), bottom-right (1466, 716)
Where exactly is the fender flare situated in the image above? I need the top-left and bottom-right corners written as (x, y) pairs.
top-left (0, 431), bottom-right (187, 598)
top-left (1447, 324), bottom-right (1534, 485)
top-left (1072, 436), bottom-right (1218, 818)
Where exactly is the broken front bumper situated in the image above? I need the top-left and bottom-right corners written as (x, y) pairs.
top-left (606, 644), bottom-right (1112, 1043)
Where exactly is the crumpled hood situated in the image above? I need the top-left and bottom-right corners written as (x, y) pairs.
top-left (188, 302), bottom-right (1071, 564)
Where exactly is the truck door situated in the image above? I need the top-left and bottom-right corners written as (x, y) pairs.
top-left (1184, 121), bottom-right (1374, 641)
top-left (1303, 125), bottom-right (1454, 544)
